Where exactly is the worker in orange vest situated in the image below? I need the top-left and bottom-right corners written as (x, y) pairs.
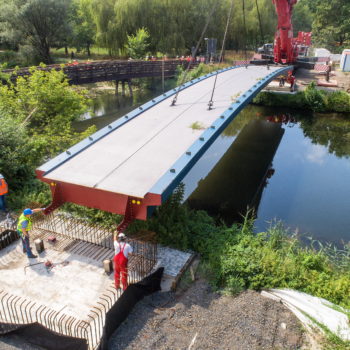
top-left (0, 174), bottom-right (8, 212)
top-left (113, 232), bottom-right (133, 290)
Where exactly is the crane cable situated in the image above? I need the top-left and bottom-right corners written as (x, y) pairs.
top-left (207, 0), bottom-right (235, 110)
top-left (255, 0), bottom-right (264, 45)
top-left (171, 1), bottom-right (218, 107)
top-left (242, 0), bottom-right (248, 64)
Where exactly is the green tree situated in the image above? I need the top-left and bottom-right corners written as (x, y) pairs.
top-left (309, 0), bottom-right (350, 51)
top-left (292, 0), bottom-right (313, 34)
top-left (125, 28), bottom-right (150, 59)
top-left (0, 67), bottom-right (95, 169)
top-left (70, 0), bottom-right (96, 56)
top-left (0, 0), bottom-right (71, 63)
top-left (0, 116), bottom-right (33, 189)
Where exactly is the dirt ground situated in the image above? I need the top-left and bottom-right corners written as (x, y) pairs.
top-left (295, 67), bottom-right (350, 92)
top-left (108, 279), bottom-right (305, 350)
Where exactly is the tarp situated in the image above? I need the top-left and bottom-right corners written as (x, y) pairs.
top-left (0, 322), bottom-right (88, 350)
top-left (262, 289), bottom-right (350, 341)
top-left (98, 267), bottom-right (164, 350)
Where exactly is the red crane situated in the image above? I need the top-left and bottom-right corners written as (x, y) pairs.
top-left (272, 0), bottom-right (311, 64)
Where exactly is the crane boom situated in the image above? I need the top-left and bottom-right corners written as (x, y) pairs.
top-left (272, 0), bottom-right (311, 64)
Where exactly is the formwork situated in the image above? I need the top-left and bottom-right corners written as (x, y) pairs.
top-left (0, 213), bottom-right (157, 349)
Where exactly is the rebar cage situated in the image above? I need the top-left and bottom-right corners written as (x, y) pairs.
top-left (0, 212), bottom-right (157, 349)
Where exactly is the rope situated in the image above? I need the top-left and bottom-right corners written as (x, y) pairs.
top-left (171, 1), bottom-right (218, 106)
top-left (242, 0), bottom-right (248, 65)
top-left (207, 0), bottom-right (235, 110)
top-left (255, 0), bottom-right (264, 45)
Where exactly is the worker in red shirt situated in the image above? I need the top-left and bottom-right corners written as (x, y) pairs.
top-left (113, 232), bottom-right (133, 290)
top-left (0, 174), bottom-right (8, 212)
top-left (287, 71), bottom-right (296, 92)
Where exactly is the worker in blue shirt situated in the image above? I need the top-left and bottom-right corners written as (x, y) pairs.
top-left (17, 208), bottom-right (45, 258)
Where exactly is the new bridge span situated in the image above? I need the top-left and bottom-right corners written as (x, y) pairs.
top-left (36, 64), bottom-right (292, 228)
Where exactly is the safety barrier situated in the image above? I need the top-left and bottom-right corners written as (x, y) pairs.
top-left (314, 64), bottom-right (331, 72)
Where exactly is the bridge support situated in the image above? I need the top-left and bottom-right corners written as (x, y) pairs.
top-left (115, 80), bottom-right (119, 96)
top-left (116, 79), bottom-right (133, 97)
top-left (127, 79), bottom-right (133, 97)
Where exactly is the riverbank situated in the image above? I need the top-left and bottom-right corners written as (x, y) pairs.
top-left (253, 68), bottom-right (350, 114)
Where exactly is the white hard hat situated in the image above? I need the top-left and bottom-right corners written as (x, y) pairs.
top-left (118, 232), bottom-right (126, 238)
top-left (0, 174), bottom-right (3, 179)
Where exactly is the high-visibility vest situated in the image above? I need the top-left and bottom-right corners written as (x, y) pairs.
top-left (17, 213), bottom-right (32, 234)
top-left (0, 179), bottom-right (8, 196)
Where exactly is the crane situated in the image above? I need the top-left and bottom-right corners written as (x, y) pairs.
top-left (272, 0), bottom-right (311, 64)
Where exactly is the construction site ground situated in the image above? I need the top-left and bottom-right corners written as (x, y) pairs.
top-left (265, 67), bottom-right (350, 93)
top-left (108, 277), bottom-right (308, 350)
top-left (0, 277), bottom-right (311, 350)
top-left (0, 214), bottom-right (312, 350)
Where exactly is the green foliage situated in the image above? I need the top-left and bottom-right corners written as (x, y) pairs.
top-left (308, 0), bottom-right (350, 52)
top-left (0, 0), bottom-right (331, 62)
top-left (7, 180), bottom-right (51, 214)
top-left (129, 187), bottom-right (350, 308)
top-left (0, 68), bottom-right (94, 209)
top-left (253, 91), bottom-right (309, 109)
top-left (125, 28), bottom-right (150, 59)
top-left (218, 224), bottom-right (350, 309)
top-left (303, 312), bottom-right (350, 350)
top-left (253, 85), bottom-right (350, 114)
top-left (326, 91), bottom-right (350, 113)
top-left (189, 121), bottom-right (205, 130)
top-left (0, 0), bottom-right (71, 63)
top-left (0, 116), bottom-right (33, 189)
top-left (0, 66), bottom-right (95, 164)
top-left (70, 0), bottom-right (96, 55)
top-left (304, 82), bottom-right (327, 112)
top-left (176, 63), bottom-right (227, 86)
top-left (62, 203), bottom-right (122, 230)
top-left (298, 113), bottom-right (350, 158)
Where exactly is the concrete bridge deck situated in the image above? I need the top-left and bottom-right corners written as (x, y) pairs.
top-left (37, 64), bottom-right (291, 220)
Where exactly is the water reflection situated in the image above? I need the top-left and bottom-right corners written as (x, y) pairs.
top-left (77, 88), bottom-right (350, 245)
top-left (186, 119), bottom-right (284, 225)
top-left (183, 106), bottom-right (350, 244)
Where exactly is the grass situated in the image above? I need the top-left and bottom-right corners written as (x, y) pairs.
top-left (325, 303), bottom-right (350, 322)
top-left (51, 46), bottom-right (113, 63)
top-left (302, 311), bottom-right (350, 350)
top-left (189, 121), bottom-right (205, 130)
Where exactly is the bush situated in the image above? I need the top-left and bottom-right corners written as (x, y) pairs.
top-left (326, 91), bottom-right (350, 113)
top-left (253, 83), bottom-right (350, 114)
top-left (128, 187), bottom-right (350, 308)
top-left (0, 68), bottom-right (95, 211)
top-left (0, 116), bottom-right (33, 189)
top-left (176, 63), bottom-right (229, 86)
top-left (305, 82), bottom-right (327, 111)
top-left (129, 185), bottom-right (350, 307)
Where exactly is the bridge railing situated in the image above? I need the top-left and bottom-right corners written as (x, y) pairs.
top-left (2, 59), bottom-right (198, 84)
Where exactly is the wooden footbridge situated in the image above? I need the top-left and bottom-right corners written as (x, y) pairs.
top-left (36, 63), bottom-right (292, 231)
top-left (2, 59), bottom-right (194, 85)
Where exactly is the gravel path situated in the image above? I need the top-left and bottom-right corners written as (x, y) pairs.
top-left (108, 279), bottom-right (304, 350)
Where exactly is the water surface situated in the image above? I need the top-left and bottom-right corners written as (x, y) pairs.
top-left (78, 88), bottom-right (350, 245)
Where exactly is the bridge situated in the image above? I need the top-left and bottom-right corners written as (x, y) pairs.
top-left (2, 59), bottom-right (193, 86)
top-left (36, 63), bottom-right (292, 230)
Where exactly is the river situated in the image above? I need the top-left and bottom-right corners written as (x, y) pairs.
top-left (76, 83), bottom-right (350, 245)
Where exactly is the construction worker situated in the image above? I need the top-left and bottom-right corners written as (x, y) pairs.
top-left (113, 232), bottom-right (133, 290)
top-left (17, 208), bottom-right (45, 258)
top-left (0, 174), bottom-right (8, 212)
